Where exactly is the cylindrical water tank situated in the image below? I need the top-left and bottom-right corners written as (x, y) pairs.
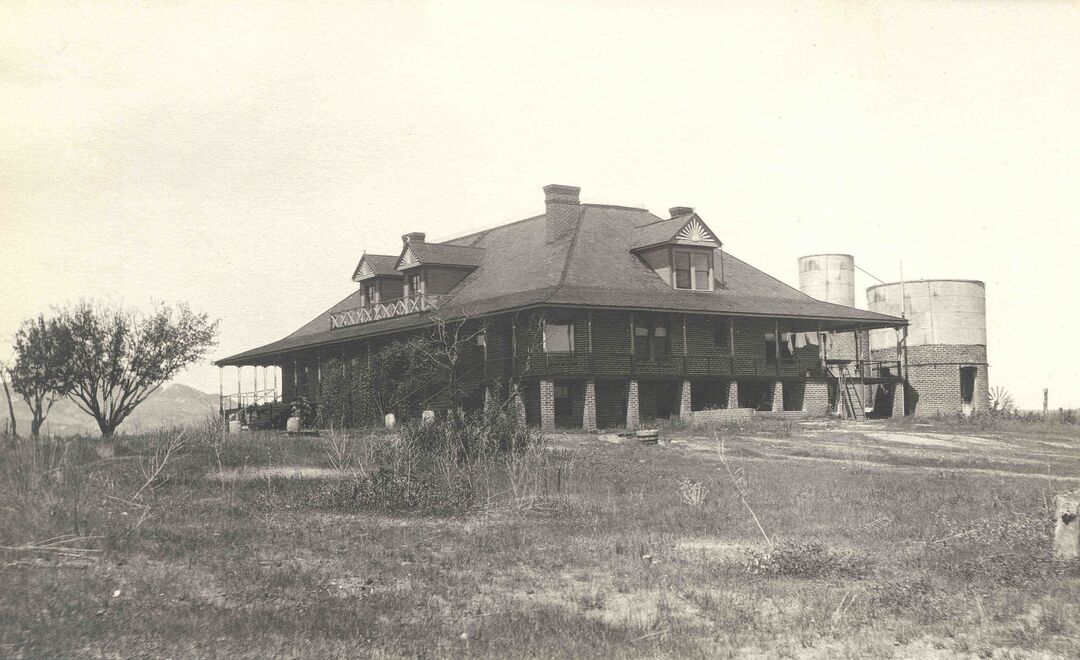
top-left (866, 280), bottom-right (986, 352)
top-left (798, 254), bottom-right (855, 307)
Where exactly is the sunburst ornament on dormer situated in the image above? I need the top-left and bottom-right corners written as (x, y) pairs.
top-left (675, 216), bottom-right (718, 244)
top-left (398, 245), bottom-right (420, 269)
top-left (351, 254), bottom-right (377, 282)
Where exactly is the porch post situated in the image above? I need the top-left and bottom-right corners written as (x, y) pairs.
top-left (901, 324), bottom-right (910, 414)
top-left (626, 380), bottom-right (640, 431)
top-left (236, 366), bottom-right (241, 408)
top-left (583, 381), bottom-right (597, 431)
top-left (539, 380), bottom-right (555, 430)
top-left (854, 325), bottom-right (861, 372)
top-left (774, 320), bottom-right (781, 376)
top-left (771, 380), bottom-right (784, 412)
top-left (513, 386), bottom-right (527, 426)
top-left (817, 322), bottom-right (825, 371)
top-left (587, 310), bottom-right (594, 353)
top-left (892, 380), bottom-right (906, 418)
top-left (679, 380), bottom-right (692, 417)
top-left (727, 381), bottom-right (739, 409)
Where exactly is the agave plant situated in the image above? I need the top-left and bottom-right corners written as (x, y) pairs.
top-left (988, 386), bottom-right (1014, 413)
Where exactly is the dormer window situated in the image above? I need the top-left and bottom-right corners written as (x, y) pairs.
top-left (363, 282), bottom-right (377, 306)
top-left (631, 210), bottom-right (722, 292)
top-left (674, 249), bottom-right (713, 291)
top-left (405, 271), bottom-right (423, 298)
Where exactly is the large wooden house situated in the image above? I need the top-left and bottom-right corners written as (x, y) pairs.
top-left (216, 185), bottom-right (908, 429)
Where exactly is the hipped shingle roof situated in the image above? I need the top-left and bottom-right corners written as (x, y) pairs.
top-left (217, 203), bottom-right (904, 365)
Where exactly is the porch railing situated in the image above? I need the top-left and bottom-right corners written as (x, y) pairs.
top-left (475, 352), bottom-right (903, 381)
top-left (222, 388), bottom-right (281, 413)
top-left (330, 294), bottom-right (443, 329)
top-left (826, 358), bottom-right (902, 380)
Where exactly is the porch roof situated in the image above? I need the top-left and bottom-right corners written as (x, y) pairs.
top-left (216, 285), bottom-right (903, 366)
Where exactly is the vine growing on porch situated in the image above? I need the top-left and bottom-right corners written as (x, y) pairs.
top-left (315, 321), bottom-right (488, 428)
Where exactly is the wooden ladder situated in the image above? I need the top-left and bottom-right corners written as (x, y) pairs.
top-left (835, 364), bottom-right (865, 420)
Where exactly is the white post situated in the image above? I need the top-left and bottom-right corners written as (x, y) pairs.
top-left (219, 366), bottom-right (225, 434)
top-left (1054, 490), bottom-right (1080, 559)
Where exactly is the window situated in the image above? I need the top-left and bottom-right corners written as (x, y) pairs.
top-left (713, 318), bottom-right (731, 349)
top-left (694, 252), bottom-right (711, 289)
top-left (673, 249), bottom-right (712, 290)
top-left (653, 323), bottom-right (670, 361)
top-left (407, 272), bottom-right (422, 298)
top-left (364, 283), bottom-right (377, 306)
top-left (544, 319), bottom-right (574, 353)
top-left (476, 331), bottom-right (487, 360)
top-left (634, 323), bottom-right (650, 357)
top-left (634, 316), bottom-right (670, 361)
top-left (674, 251), bottom-right (691, 289)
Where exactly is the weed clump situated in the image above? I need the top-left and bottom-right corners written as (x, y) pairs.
top-left (744, 541), bottom-right (872, 579)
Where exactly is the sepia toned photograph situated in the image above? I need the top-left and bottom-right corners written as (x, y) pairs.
top-left (2, 1), bottom-right (1079, 657)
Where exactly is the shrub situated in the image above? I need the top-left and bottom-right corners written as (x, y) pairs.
top-left (298, 407), bottom-right (555, 514)
top-left (400, 407), bottom-right (537, 462)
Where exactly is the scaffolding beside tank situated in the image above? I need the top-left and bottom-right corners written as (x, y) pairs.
top-left (867, 279), bottom-right (989, 416)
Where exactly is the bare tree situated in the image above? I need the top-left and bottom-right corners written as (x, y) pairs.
top-left (415, 315), bottom-right (488, 410)
top-left (58, 301), bottom-right (218, 437)
top-left (2, 357), bottom-right (17, 438)
top-left (9, 315), bottom-right (72, 437)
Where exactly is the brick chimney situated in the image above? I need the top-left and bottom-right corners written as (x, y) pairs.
top-left (543, 184), bottom-right (581, 244)
top-left (669, 206), bottom-right (694, 218)
top-left (401, 232), bottom-right (426, 247)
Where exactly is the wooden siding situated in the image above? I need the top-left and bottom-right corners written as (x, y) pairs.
top-left (638, 246), bottom-right (671, 287)
top-left (380, 277), bottom-right (404, 301)
top-left (425, 266), bottom-right (473, 296)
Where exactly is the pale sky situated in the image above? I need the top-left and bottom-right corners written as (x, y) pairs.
top-left (3, 1), bottom-right (1078, 410)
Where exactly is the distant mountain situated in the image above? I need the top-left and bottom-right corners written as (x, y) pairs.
top-left (0, 382), bottom-right (219, 437)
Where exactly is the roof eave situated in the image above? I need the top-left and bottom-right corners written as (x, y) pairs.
top-left (630, 239), bottom-right (723, 253)
top-left (212, 301), bottom-right (906, 367)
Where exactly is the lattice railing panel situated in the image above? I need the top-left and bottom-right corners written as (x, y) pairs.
top-left (329, 294), bottom-right (441, 329)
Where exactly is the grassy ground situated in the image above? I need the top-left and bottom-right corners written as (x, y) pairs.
top-left (2, 417), bottom-right (1079, 658)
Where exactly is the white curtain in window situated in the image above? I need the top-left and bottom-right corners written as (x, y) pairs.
top-left (544, 323), bottom-right (574, 352)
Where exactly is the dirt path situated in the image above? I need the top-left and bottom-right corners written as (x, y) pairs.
top-left (553, 423), bottom-right (1080, 484)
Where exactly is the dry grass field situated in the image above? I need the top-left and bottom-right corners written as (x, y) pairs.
top-left (2, 414), bottom-right (1079, 658)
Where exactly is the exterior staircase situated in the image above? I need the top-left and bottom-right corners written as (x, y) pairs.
top-left (832, 364), bottom-right (866, 420)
